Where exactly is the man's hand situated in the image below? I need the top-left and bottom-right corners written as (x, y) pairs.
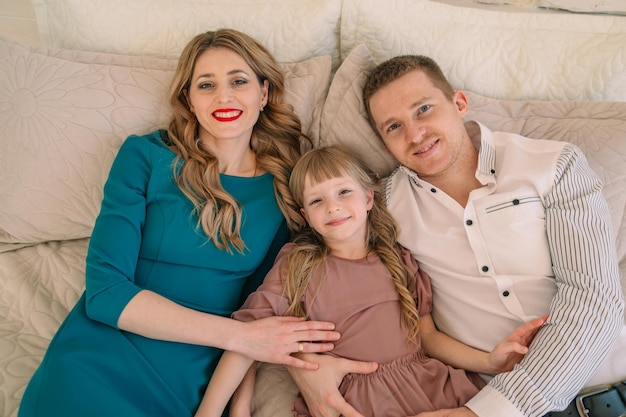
top-left (288, 353), bottom-right (378, 417)
top-left (412, 407), bottom-right (478, 417)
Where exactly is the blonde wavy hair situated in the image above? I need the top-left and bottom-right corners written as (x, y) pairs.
top-left (166, 29), bottom-right (311, 252)
top-left (285, 146), bottom-right (420, 343)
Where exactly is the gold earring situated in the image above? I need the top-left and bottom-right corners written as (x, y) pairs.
top-left (260, 104), bottom-right (265, 112)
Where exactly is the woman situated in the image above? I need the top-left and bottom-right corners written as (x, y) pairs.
top-left (18, 29), bottom-right (339, 417)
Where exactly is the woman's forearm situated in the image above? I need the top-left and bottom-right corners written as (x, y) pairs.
top-left (117, 289), bottom-right (240, 350)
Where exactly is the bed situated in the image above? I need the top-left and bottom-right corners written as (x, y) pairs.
top-left (1, 1), bottom-right (625, 416)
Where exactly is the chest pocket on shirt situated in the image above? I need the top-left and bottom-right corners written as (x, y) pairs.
top-left (485, 195), bottom-right (542, 214)
top-left (476, 193), bottom-right (552, 277)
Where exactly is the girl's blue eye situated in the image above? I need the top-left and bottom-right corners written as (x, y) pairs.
top-left (419, 104), bottom-right (430, 113)
top-left (339, 189), bottom-right (351, 195)
top-left (388, 123), bottom-right (399, 132)
top-left (199, 82), bottom-right (212, 89)
top-left (234, 79), bottom-right (247, 85)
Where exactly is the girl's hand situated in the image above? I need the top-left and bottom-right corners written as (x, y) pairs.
top-left (488, 315), bottom-right (548, 373)
top-left (234, 316), bottom-right (340, 370)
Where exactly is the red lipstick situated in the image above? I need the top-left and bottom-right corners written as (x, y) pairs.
top-left (212, 108), bottom-right (242, 122)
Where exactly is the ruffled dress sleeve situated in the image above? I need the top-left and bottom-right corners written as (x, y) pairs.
top-left (233, 243), bottom-right (295, 322)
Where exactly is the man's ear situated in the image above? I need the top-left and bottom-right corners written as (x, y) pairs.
top-left (453, 90), bottom-right (469, 118)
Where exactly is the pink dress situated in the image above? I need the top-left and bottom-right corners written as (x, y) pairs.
top-left (234, 243), bottom-right (484, 417)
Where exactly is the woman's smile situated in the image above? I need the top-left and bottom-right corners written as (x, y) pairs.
top-left (212, 108), bottom-right (243, 122)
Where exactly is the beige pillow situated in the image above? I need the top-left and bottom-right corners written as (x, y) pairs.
top-left (0, 37), bottom-right (331, 244)
top-left (320, 43), bottom-right (626, 276)
top-left (319, 43), bottom-right (397, 176)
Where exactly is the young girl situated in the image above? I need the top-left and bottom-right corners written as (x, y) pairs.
top-left (196, 145), bottom-right (546, 417)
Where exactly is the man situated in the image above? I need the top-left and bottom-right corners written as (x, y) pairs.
top-left (289, 55), bottom-right (626, 417)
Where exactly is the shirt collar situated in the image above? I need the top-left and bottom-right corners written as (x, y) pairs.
top-left (467, 120), bottom-right (498, 185)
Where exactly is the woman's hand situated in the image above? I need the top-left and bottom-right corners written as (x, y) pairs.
top-left (233, 316), bottom-right (340, 370)
top-left (488, 315), bottom-right (548, 373)
top-left (288, 353), bottom-right (378, 417)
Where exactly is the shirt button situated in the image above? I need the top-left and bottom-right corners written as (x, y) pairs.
top-left (481, 266), bottom-right (489, 272)
top-left (430, 188), bottom-right (437, 193)
top-left (503, 290), bottom-right (510, 297)
top-left (466, 220), bottom-right (473, 226)
top-left (491, 169), bottom-right (496, 174)
top-left (513, 199), bottom-right (520, 205)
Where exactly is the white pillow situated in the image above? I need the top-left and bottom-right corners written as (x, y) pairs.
top-left (0, 36), bottom-right (331, 244)
top-left (320, 43), bottom-right (626, 273)
top-left (340, 0), bottom-right (626, 101)
top-left (30, 0), bottom-right (342, 67)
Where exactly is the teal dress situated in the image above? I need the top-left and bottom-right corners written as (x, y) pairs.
top-left (18, 131), bottom-right (290, 417)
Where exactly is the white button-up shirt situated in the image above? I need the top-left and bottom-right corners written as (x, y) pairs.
top-left (385, 121), bottom-right (625, 417)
